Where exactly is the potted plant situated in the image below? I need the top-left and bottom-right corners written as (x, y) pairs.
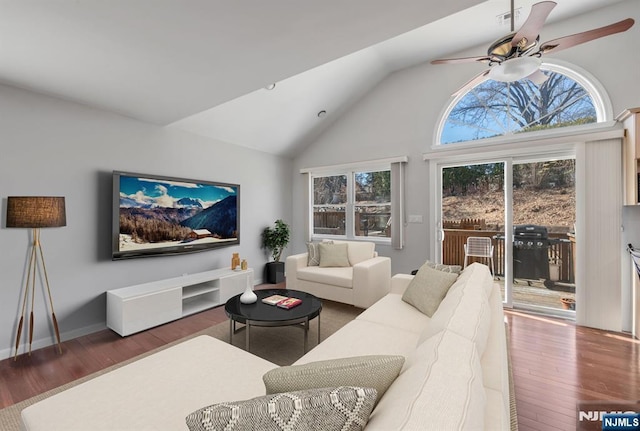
top-left (560, 297), bottom-right (576, 310)
top-left (261, 219), bottom-right (290, 283)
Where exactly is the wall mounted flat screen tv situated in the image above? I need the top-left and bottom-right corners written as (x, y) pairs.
top-left (112, 171), bottom-right (239, 260)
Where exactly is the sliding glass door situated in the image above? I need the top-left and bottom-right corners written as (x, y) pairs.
top-left (437, 155), bottom-right (576, 315)
top-left (441, 162), bottom-right (506, 301)
top-left (511, 158), bottom-right (576, 313)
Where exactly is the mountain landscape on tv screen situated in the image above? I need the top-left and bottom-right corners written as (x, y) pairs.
top-left (118, 179), bottom-right (237, 252)
top-left (180, 195), bottom-right (237, 238)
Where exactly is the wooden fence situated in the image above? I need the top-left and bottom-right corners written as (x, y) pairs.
top-left (313, 211), bottom-right (391, 237)
top-left (443, 229), bottom-right (574, 282)
top-left (443, 218), bottom-right (487, 230)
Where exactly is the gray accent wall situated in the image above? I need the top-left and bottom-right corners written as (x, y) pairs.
top-left (0, 84), bottom-right (292, 359)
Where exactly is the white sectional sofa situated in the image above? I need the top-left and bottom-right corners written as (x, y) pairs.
top-left (20, 262), bottom-right (511, 431)
top-left (285, 240), bottom-right (391, 309)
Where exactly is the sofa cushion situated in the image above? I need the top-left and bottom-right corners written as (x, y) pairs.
top-left (365, 329), bottom-right (485, 430)
top-left (263, 355), bottom-right (404, 406)
top-left (185, 386), bottom-right (377, 431)
top-left (319, 242), bottom-right (351, 267)
top-left (481, 287), bottom-right (510, 410)
top-left (355, 293), bottom-right (429, 334)
top-left (485, 387), bottom-right (510, 431)
top-left (401, 264), bottom-right (458, 317)
top-left (21, 336), bottom-right (278, 431)
top-left (449, 262), bottom-right (493, 298)
top-left (327, 240), bottom-right (376, 265)
top-left (306, 242), bottom-right (321, 266)
top-left (294, 320), bottom-right (420, 365)
top-left (346, 241), bottom-right (376, 265)
top-left (297, 266), bottom-right (353, 289)
top-left (417, 285), bottom-right (491, 356)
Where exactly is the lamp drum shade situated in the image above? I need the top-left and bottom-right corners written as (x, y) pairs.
top-left (6, 196), bottom-right (66, 228)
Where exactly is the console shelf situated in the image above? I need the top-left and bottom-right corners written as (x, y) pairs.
top-left (107, 268), bottom-right (253, 336)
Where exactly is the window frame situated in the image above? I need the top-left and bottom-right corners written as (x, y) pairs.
top-left (433, 59), bottom-right (613, 150)
top-left (302, 157), bottom-right (407, 245)
top-left (310, 166), bottom-right (392, 244)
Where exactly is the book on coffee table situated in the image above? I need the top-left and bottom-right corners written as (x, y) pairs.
top-left (262, 294), bottom-right (289, 305)
top-left (276, 297), bottom-right (302, 309)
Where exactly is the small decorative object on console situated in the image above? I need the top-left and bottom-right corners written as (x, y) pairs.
top-left (277, 297), bottom-right (302, 309)
top-left (231, 253), bottom-right (240, 270)
top-left (262, 294), bottom-right (289, 305)
top-left (241, 259), bottom-right (248, 270)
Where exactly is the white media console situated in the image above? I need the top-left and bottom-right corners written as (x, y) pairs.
top-left (107, 268), bottom-right (254, 336)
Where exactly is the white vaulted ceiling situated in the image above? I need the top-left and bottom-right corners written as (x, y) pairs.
top-left (0, 0), bottom-right (631, 157)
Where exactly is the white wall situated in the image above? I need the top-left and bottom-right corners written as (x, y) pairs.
top-left (292, 1), bottom-right (640, 300)
top-left (0, 84), bottom-right (292, 359)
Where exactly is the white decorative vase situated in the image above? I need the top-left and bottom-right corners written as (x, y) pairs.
top-left (240, 282), bottom-right (257, 304)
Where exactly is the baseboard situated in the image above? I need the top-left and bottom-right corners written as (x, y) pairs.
top-left (0, 322), bottom-right (107, 361)
top-left (1, 278), bottom-right (266, 361)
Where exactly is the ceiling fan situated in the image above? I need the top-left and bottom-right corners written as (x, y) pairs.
top-left (431, 0), bottom-right (634, 94)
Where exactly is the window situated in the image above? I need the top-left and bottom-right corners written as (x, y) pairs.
top-left (312, 174), bottom-right (347, 236)
top-left (303, 157), bottom-right (407, 247)
top-left (354, 170), bottom-right (391, 238)
top-left (437, 62), bottom-right (607, 146)
top-left (312, 170), bottom-right (391, 239)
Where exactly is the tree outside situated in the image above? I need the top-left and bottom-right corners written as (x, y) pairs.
top-left (441, 70), bottom-right (596, 144)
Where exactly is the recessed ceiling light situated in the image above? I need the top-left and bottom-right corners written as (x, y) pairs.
top-left (265, 83), bottom-right (276, 90)
top-left (317, 110), bottom-right (327, 118)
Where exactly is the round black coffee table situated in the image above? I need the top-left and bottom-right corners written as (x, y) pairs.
top-left (224, 289), bottom-right (322, 353)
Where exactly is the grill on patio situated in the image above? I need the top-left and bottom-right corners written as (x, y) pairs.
top-left (513, 224), bottom-right (555, 281)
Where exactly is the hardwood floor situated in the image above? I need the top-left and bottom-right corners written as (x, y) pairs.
top-left (505, 309), bottom-right (640, 430)
top-left (1, 292), bottom-right (639, 430)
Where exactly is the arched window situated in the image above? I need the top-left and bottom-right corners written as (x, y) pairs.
top-left (437, 62), bottom-right (609, 145)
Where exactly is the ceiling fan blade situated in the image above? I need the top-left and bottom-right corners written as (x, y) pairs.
top-left (431, 56), bottom-right (491, 65)
top-left (512, 1), bottom-right (557, 49)
top-left (538, 18), bottom-right (634, 55)
top-left (452, 70), bottom-right (491, 97)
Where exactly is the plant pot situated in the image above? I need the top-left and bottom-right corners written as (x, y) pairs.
top-left (265, 261), bottom-right (285, 284)
top-left (560, 297), bottom-right (575, 310)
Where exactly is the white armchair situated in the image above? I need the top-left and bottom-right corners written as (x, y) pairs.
top-left (285, 240), bottom-right (391, 309)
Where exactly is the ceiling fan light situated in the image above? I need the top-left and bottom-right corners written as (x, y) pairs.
top-left (489, 56), bottom-right (542, 82)
top-left (526, 69), bottom-right (549, 85)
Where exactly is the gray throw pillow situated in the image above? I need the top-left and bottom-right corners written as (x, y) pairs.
top-left (306, 242), bottom-right (320, 266)
top-left (263, 355), bottom-right (404, 406)
top-left (319, 242), bottom-right (350, 267)
top-left (185, 386), bottom-right (377, 431)
top-left (421, 260), bottom-right (462, 274)
top-left (402, 264), bottom-right (459, 317)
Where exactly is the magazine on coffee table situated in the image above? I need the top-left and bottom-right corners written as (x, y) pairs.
top-left (261, 294), bottom-right (289, 305)
top-left (276, 297), bottom-right (302, 309)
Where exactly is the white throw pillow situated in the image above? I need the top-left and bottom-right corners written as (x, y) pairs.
top-left (319, 242), bottom-right (351, 267)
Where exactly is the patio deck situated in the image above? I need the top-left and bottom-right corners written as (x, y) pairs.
top-left (494, 276), bottom-right (575, 311)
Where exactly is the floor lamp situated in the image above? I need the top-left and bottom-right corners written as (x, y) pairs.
top-left (6, 196), bottom-right (66, 360)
